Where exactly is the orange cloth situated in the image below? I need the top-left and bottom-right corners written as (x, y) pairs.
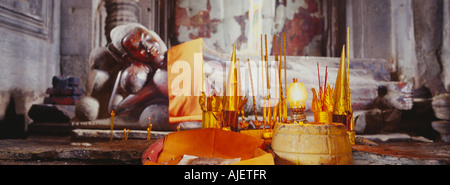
top-left (148, 128), bottom-right (274, 165)
top-left (167, 39), bottom-right (204, 124)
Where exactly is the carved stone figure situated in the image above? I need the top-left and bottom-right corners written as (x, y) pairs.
top-left (76, 23), bottom-right (171, 130)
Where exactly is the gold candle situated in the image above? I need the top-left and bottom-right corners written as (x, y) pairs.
top-left (283, 33), bottom-right (288, 122)
top-left (147, 117), bottom-right (152, 141)
top-left (110, 110), bottom-right (115, 142)
top-left (265, 34), bottom-right (272, 128)
top-left (346, 27), bottom-right (353, 131)
top-left (273, 35), bottom-right (278, 124)
top-left (347, 27), bottom-right (355, 145)
top-left (122, 128), bottom-right (127, 141)
top-left (278, 34), bottom-right (283, 123)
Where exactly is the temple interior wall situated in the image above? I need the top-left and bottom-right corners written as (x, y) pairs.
top-left (0, 0), bottom-right (448, 137)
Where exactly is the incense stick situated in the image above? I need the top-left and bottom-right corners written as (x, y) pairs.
top-left (278, 35), bottom-right (283, 122)
top-left (247, 59), bottom-right (258, 122)
top-left (265, 35), bottom-right (272, 128)
top-left (322, 66), bottom-right (328, 111)
top-left (283, 33), bottom-right (287, 100)
top-left (282, 33), bottom-right (287, 122)
top-left (317, 62), bottom-right (321, 91)
top-left (237, 58), bottom-right (241, 98)
top-left (261, 34), bottom-right (266, 129)
top-left (273, 35), bottom-right (278, 123)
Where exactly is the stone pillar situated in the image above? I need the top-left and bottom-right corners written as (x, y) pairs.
top-left (412, 0), bottom-right (445, 94)
top-left (104, 0), bottom-right (140, 43)
top-left (440, 0), bottom-right (450, 92)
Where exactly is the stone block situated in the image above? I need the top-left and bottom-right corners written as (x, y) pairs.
top-left (28, 104), bottom-right (75, 123)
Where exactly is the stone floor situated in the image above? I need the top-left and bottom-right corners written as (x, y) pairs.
top-left (0, 133), bottom-right (449, 165)
top-left (0, 135), bottom-right (157, 165)
top-left (353, 142), bottom-right (450, 165)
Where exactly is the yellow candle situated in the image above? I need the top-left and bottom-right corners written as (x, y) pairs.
top-left (265, 34), bottom-right (271, 129)
top-left (177, 126), bottom-right (181, 132)
top-left (110, 110), bottom-right (115, 142)
top-left (273, 35), bottom-right (278, 123)
top-left (347, 27), bottom-right (353, 132)
top-left (147, 117), bottom-right (152, 141)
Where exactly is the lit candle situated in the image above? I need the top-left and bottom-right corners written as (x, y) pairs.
top-left (177, 126), bottom-right (181, 132)
top-left (110, 110), bottom-right (115, 142)
top-left (148, 117), bottom-right (153, 141)
top-left (148, 117), bottom-right (152, 128)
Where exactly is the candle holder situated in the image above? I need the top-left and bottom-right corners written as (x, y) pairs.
top-left (287, 79), bottom-right (308, 123)
top-left (311, 83), bottom-right (334, 124)
top-left (222, 110), bottom-right (239, 132)
top-left (199, 91), bottom-right (223, 129)
top-left (290, 106), bottom-right (306, 123)
top-left (313, 111), bottom-right (332, 124)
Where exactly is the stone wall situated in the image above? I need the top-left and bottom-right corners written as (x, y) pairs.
top-left (0, 0), bottom-right (61, 130)
top-left (0, 0), bottom-right (155, 136)
top-left (347, 0), bottom-right (450, 94)
top-left (60, 0), bottom-right (97, 96)
top-left (173, 0), bottom-right (324, 56)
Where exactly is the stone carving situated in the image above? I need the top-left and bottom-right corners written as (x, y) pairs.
top-left (0, 0), bottom-right (52, 39)
top-left (104, 0), bottom-right (140, 43)
top-left (76, 23), bottom-right (171, 130)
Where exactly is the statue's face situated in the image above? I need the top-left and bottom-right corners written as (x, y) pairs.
top-left (122, 27), bottom-right (165, 65)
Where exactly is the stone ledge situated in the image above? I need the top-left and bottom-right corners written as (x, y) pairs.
top-left (352, 142), bottom-right (450, 165)
top-left (0, 138), bottom-right (156, 165)
top-left (1, 135), bottom-right (449, 165)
